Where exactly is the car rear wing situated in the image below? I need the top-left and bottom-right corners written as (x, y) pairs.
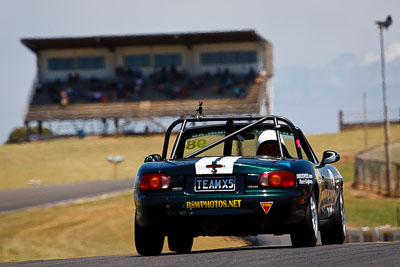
top-left (162, 115), bottom-right (303, 160)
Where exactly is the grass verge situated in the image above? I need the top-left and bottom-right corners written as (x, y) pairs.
top-left (0, 135), bottom-right (174, 190)
top-left (344, 184), bottom-right (400, 227)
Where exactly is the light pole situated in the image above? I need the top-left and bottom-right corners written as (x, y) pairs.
top-left (376, 15), bottom-right (392, 196)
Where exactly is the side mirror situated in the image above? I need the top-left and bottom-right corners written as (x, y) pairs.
top-left (144, 154), bottom-right (162, 163)
top-left (320, 150), bottom-right (340, 167)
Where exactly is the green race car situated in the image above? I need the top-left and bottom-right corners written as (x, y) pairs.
top-left (134, 113), bottom-right (346, 255)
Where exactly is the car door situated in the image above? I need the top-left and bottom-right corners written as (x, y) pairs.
top-left (318, 165), bottom-right (336, 217)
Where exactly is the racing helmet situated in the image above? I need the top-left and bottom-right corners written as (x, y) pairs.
top-left (256, 130), bottom-right (288, 157)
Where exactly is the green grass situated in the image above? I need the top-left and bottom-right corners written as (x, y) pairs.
top-left (0, 192), bottom-right (247, 262)
top-left (344, 189), bottom-right (400, 227)
top-left (0, 135), bottom-right (175, 190)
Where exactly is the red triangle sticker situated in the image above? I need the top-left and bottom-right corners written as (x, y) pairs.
top-left (260, 202), bottom-right (273, 215)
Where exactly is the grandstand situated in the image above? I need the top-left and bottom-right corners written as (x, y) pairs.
top-left (21, 30), bottom-right (273, 136)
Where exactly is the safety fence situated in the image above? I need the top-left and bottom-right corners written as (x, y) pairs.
top-left (338, 109), bottom-right (399, 131)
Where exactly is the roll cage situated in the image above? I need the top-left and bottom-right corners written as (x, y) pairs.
top-left (162, 115), bottom-right (305, 160)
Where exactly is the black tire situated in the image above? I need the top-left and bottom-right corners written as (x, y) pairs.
top-left (320, 190), bottom-right (346, 245)
top-left (135, 219), bottom-right (164, 256)
top-left (168, 233), bottom-right (193, 254)
top-left (290, 191), bottom-right (319, 247)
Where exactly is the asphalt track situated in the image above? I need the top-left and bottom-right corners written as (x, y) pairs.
top-left (2, 242), bottom-right (399, 266)
top-left (0, 178), bottom-right (133, 213)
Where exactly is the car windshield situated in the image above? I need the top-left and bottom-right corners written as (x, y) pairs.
top-left (180, 124), bottom-right (298, 158)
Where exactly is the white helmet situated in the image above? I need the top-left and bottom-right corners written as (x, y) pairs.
top-left (257, 130), bottom-right (285, 148)
top-left (257, 130), bottom-right (288, 157)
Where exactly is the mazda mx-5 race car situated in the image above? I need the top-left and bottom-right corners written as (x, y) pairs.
top-left (134, 113), bottom-right (346, 256)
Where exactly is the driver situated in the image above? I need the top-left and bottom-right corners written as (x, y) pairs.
top-left (256, 130), bottom-right (290, 157)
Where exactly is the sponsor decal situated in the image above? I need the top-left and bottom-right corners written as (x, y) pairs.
top-left (260, 202), bottom-right (273, 214)
top-left (186, 200), bottom-right (241, 209)
top-left (297, 173), bottom-right (313, 185)
top-left (195, 156), bottom-right (241, 175)
top-left (296, 173), bottom-right (313, 179)
top-left (298, 179), bottom-right (313, 185)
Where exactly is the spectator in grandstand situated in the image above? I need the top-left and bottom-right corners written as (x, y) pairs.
top-left (247, 67), bottom-right (256, 82)
top-left (116, 82), bottom-right (124, 99)
top-left (157, 83), bottom-right (165, 93)
top-left (49, 85), bottom-right (59, 103)
top-left (68, 73), bottom-right (80, 82)
top-left (60, 90), bottom-right (69, 106)
top-left (87, 89), bottom-right (102, 102)
top-left (34, 81), bottom-right (43, 94)
top-left (101, 93), bottom-right (109, 103)
top-left (133, 69), bottom-right (143, 79)
top-left (173, 85), bottom-right (182, 99)
top-left (233, 86), bottom-right (247, 98)
top-left (170, 65), bottom-right (177, 80)
top-left (233, 87), bottom-right (240, 97)
top-left (93, 91), bottom-right (102, 102)
top-left (116, 66), bottom-right (126, 77)
top-left (112, 90), bottom-right (118, 101)
top-left (90, 76), bottom-right (100, 87)
top-left (191, 78), bottom-right (204, 91)
top-left (126, 68), bottom-right (133, 77)
top-left (223, 68), bottom-right (230, 79)
top-left (215, 67), bottom-right (223, 81)
top-left (255, 75), bottom-right (263, 84)
top-left (65, 87), bottom-right (74, 102)
top-left (73, 87), bottom-right (81, 100)
top-left (203, 71), bottom-right (212, 81)
top-left (135, 78), bottom-right (144, 90)
top-left (213, 84), bottom-right (223, 95)
top-left (224, 76), bottom-right (234, 90)
top-left (181, 86), bottom-right (189, 98)
top-left (160, 66), bottom-right (168, 83)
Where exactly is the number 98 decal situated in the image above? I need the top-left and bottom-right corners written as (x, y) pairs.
top-left (186, 139), bottom-right (207, 149)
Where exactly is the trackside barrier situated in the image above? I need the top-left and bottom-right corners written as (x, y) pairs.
top-left (345, 226), bottom-right (400, 243)
top-left (353, 139), bottom-right (400, 196)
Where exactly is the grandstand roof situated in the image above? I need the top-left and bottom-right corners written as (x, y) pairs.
top-left (21, 30), bottom-right (267, 53)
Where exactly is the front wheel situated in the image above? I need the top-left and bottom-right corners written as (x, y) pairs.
top-left (320, 190), bottom-right (346, 245)
top-left (135, 218), bottom-right (164, 256)
top-left (291, 191), bottom-right (319, 247)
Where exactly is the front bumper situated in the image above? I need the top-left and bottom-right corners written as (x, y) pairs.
top-left (134, 188), bottom-right (308, 236)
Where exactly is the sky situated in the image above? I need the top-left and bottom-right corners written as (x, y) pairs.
top-left (0, 0), bottom-right (399, 143)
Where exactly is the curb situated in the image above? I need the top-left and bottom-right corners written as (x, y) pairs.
top-left (346, 225), bottom-right (400, 243)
